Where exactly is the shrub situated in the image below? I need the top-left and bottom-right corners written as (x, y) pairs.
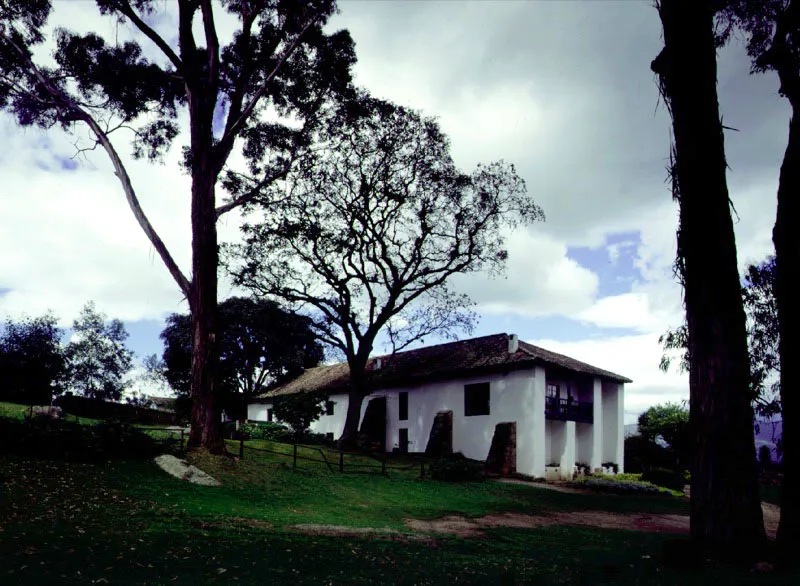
top-left (573, 474), bottom-right (682, 497)
top-left (239, 421), bottom-right (293, 441)
top-left (428, 452), bottom-right (485, 482)
top-left (0, 417), bottom-right (161, 462)
top-left (641, 467), bottom-right (687, 492)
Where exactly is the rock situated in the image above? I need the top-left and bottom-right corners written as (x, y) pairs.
top-left (154, 454), bottom-right (221, 487)
top-left (31, 406), bottom-right (63, 419)
top-left (752, 561), bottom-right (774, 574)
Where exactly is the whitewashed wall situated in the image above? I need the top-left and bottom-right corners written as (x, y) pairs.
top-left (247, 366), bottom-right (625, 478)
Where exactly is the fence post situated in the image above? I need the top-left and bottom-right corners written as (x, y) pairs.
top-left (339, 450), bottom-right (344, 473)
top-left (293, 444), bottom-right (298, 469)
top-left (180, 429), bottom-right (185, 453)
top-left (239, 438), bottom-right (244, 459)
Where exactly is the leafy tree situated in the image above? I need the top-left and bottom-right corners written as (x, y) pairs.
top-left (271, 390), bottom-right (328, 440)
top-left (660, 256), bottom-right (781, 419)
top-left (227, 96), bottom-right (545, 448)
top-left (0, 1), bottom-right (355, 451)
top-left (651, 0), bottom-right (765, 551)
top-left (65, 301), bottom-right (133, 402)
top-left (638, 402), bottom-right (690, 468)
top-left (0, 312), bottom-right (66, 405)
top-left (160, 297), bottom-right (323, 418)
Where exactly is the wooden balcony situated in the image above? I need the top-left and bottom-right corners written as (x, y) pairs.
top-left (545, 397), bottom-right (593, 424)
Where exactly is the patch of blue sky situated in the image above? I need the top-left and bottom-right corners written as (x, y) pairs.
top-left (567, 231), bottom-right (643, 298)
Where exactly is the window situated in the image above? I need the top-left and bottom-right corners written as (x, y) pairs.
top-left (325, 401), bottom-right (335, 416)
top-left (546, 383), bottom-right (560, 399)
top-left (464, 382), bottom-right (490, 416)
top-left (267, 408), bottom-right (273, 422)
top-left (399, 392), bottom-right (408, 421)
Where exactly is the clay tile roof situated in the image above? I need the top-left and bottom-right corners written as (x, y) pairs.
top-left (256, 333), bottom-right (631, 400)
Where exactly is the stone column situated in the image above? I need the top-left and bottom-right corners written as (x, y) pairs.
top-left (528, 366), bottom-right (547, 478)
top-left (591, 377), bottom-right (603, 471)
top-left (559, 420), bottom-right (576, 480)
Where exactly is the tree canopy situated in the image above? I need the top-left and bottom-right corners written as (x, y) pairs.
top-left (227, 95), bottom-right (544, 446)
top-left (65, 301), bottom-right (133, 402)
top-left (0, 312), bottom-right (65, 405)
top-left (160, 297), bottom-right (324, 417)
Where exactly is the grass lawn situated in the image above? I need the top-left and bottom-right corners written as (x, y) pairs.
top-left (0, 408), bottom-right (794, 585)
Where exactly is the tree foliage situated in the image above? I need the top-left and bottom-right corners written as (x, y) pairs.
top-left (160, 297), bottom-right (323, 416)
top-left (0, 0), bottom-right (355, 450)
top-left (271, 391), bottom-right (328, 439)
top-left (227, 95), bottom-right (544, 446)
top-left (638, 402), bottom-right (690, 467)
top-left (0, 312), bottom-right (66, 405)
top-left (65, 301), bottom-right (133, 402)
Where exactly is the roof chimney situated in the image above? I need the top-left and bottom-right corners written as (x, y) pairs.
top-left (508, 334), bottom-right (519, 354)
top-left (375, 357), bottom-right (383, 370)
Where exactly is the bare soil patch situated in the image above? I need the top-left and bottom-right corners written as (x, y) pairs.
top-left (406, 502), bottom-right (780, 538)
top-left (290, 524), bottom-right (433, 542)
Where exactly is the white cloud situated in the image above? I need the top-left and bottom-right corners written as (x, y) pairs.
top-left (452, 229), bottom-right (598, 318)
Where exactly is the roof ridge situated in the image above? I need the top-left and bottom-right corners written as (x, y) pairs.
top-left (372, 332), bottom-right (509, 359)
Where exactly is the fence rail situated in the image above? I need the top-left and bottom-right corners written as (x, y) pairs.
top-left (232, 437), bottom-right (430, 478)
top-left (142, 427), bottom-right (432, 478)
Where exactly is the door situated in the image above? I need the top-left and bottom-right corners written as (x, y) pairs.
top-left (399, 428), bottom-right (409, 454)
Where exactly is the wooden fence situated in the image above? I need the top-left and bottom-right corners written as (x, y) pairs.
top-left (142, 428), bottom-right (431, 478)
top-left (235, 437), bottom-right (430, 478)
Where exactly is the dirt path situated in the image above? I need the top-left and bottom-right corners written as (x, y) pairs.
top-left (405, 503), bottom-right (780, 539)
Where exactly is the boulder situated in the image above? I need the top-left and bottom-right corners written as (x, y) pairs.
top-left (154, 454), bottom-right (221, 487)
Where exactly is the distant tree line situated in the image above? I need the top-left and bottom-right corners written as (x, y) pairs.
top-left (0, 301), bottom-right (133, 405)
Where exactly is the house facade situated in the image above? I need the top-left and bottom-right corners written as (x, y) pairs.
top-left (247, 333), bottom-right (630, 479)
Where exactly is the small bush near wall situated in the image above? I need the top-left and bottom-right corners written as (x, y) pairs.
top-left (641, 467), bottom-right (687, 492)
top-left (239, 421), bottom-right (292, 441)
top-left (429, 452), bottom-right (486, 482)
top-left (572, 474), bottom-right (682, 497)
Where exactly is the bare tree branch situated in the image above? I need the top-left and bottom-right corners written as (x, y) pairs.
top-left (118, 1), bottom-right (184, 75)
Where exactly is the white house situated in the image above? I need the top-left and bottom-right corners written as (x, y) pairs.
top-left (247, 333), bottom-right (631, 479)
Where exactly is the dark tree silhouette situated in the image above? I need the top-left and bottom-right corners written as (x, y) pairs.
top-left (65, 301), bottom-right (133, 402)
top-left (0, 1), bottom-right (355, 452)
top-left (660, 256), bottom-right (781, 419)
top-left (0, 312), bottom-right (65, 405)
top-left (651, 0), bottom-right (765, 552)
top-left (160, 297), bottom-right (323, 419)
top-left (227, 96), bottom-right (545, 448)
top-left (716, 0), bottom-right (800, 554)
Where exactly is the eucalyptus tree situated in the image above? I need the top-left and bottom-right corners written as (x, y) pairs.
top-left (716, 0), bottom-right (800, 554)
top-left (651, 0), bottom-right (765, 551)
top-left (0, 0), bottom-right (355, 450)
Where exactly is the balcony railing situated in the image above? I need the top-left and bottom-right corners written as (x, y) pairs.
top-left (545, 397), bottom-right (593, 424)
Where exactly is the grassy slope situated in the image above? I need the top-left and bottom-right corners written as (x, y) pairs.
top-left (0, 406), bottom-right (794, 585)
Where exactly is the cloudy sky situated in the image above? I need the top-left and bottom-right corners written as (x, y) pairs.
top-left (0, 1), bottom-right (789, 422)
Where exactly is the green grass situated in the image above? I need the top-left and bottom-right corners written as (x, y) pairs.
top-left (0, 405), bottom-right (794, 585)
top-left (0, 401), bottom-right (28, 420)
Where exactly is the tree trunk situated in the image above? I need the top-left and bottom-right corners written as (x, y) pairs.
top-left (338, 360), bottom-right (368, 451)
top-left (186, 135), bottom-right (224, 453)
top-left (652, 0), bottom-right (766, 554)
top-left (774, 111), bottom-right (800, 555)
